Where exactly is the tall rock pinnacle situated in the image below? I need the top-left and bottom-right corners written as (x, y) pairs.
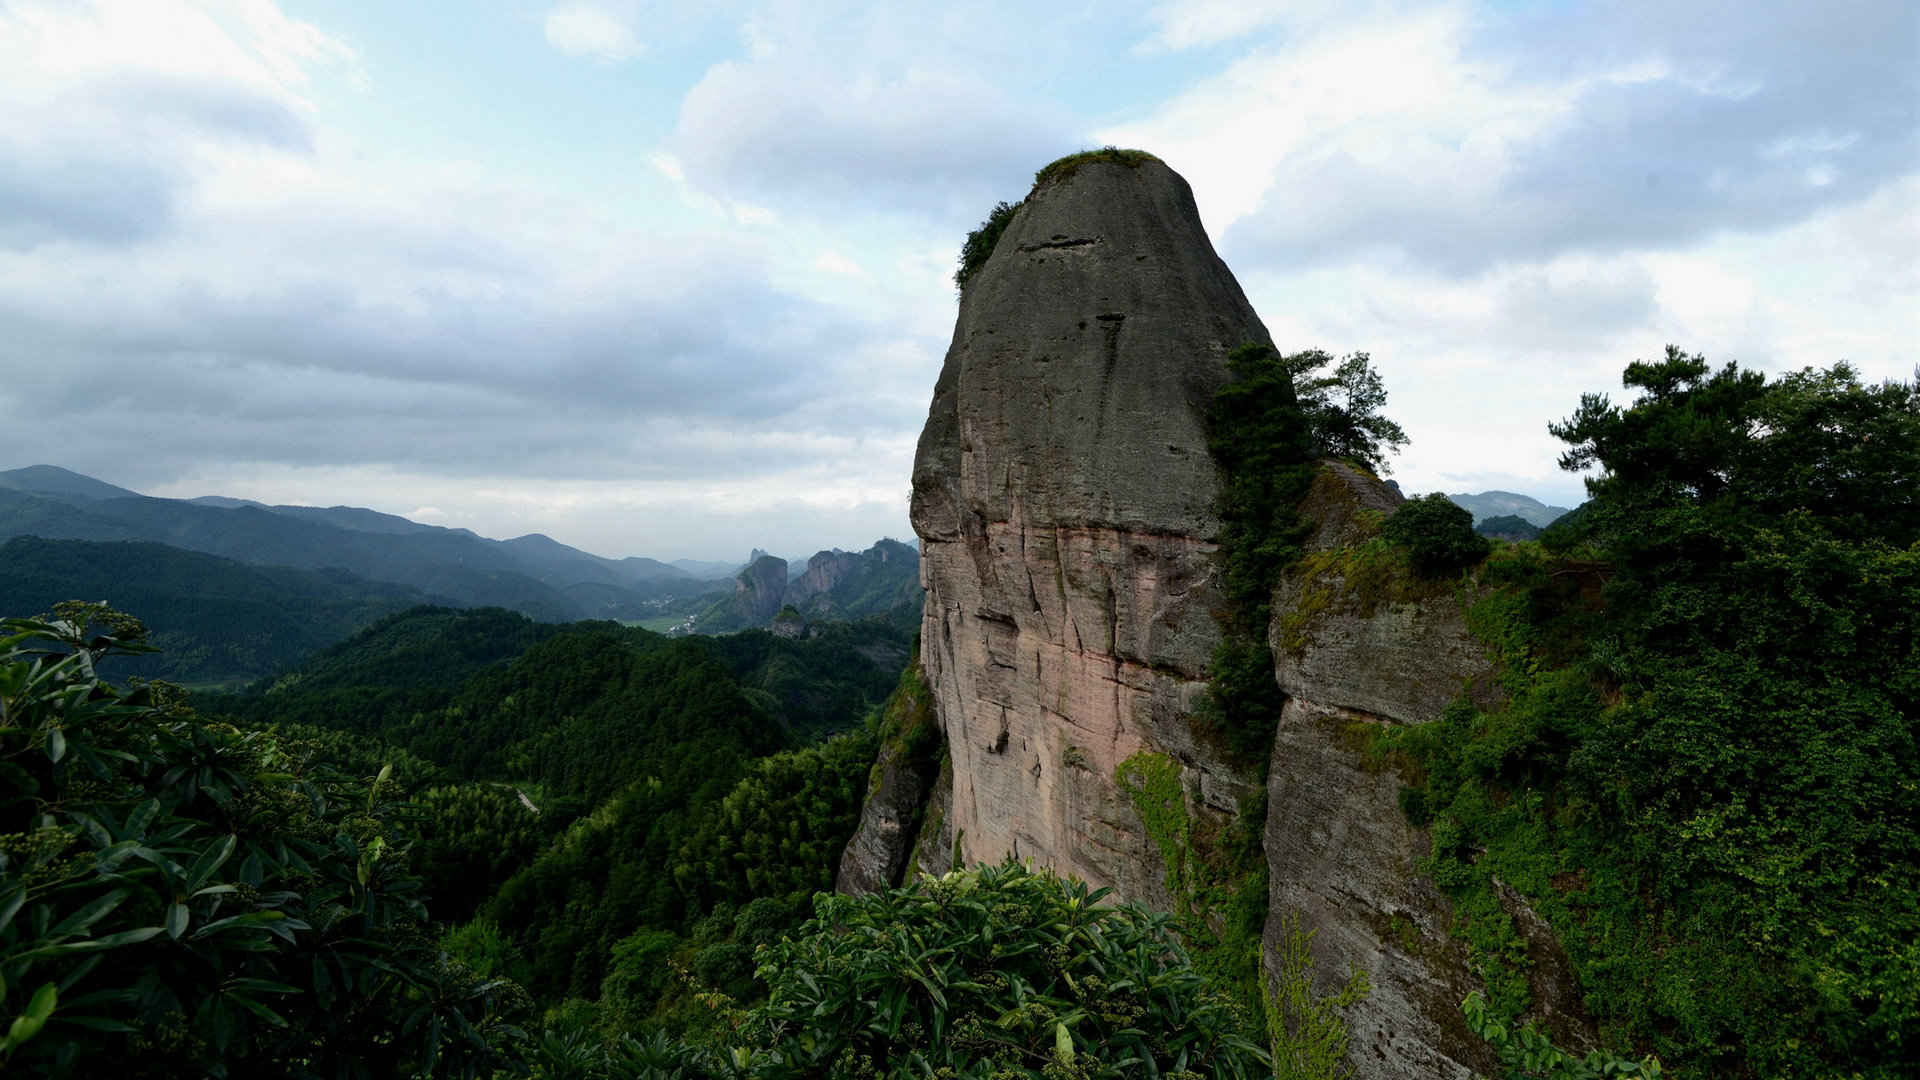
top-left (910, 154), bottom-right (1267, 900)
top-left (864, 152), bottom-right (1590, 1078)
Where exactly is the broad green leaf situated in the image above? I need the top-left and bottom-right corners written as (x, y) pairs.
top-left (184, 835), bottom-right (237, 892)
top-left (26, 982), bottom-right (57, 1023)
top-left (50, 889), bottom-right (129, 938)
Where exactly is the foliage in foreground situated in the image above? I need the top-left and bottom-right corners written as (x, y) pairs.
top-left (725, 858), bottom-right (1267, 1078)
top-left (1461, 992), bottom-right (1662, 1080)
top-left (0, 605), bottom-right (524, 1078)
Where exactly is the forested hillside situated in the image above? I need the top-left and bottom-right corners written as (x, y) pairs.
top-left (0, 536), bottom-right (450, 686)
top-left (0, 470), bottom-right (730, 623)
top-left (1377, 353), bottom-right (1918, 1075)
top-left (203, 606), bottom-right (911, 1007)
top-left (0, 598), bottom-right (919, 1075)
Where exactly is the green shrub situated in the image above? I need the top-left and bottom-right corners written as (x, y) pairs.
top-left (1388, 355), bottom-right (1919, 1076)
top-left (0, 604), bottom-right (526, 1077)
top-left (1203, 343), bottom-right (1318, 760)
top-left (690, 942), bottom-right (754, 998)
top-left (955, 199), bottom-right (1022, 291)
top-left (735, 858), bottom-right (1267, 1077)
top-left (1382, 493), bottom-right (1489, 576)
top-left (1462, 991), bottom-right (1662, 1079)
top-left (1030, 146), bottom-right (1161, 190)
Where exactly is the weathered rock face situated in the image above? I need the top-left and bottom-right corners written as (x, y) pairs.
top-left (910, 158), bottom-right (1268, 902)
top-left (786, 539), bottom-right (921, 620)
top-left (787, 549), bottom-right (861, 609)
top-left (1262, 464), bottom-right (1586, 1078)
top-left (880, 155), bottom-right (1596, 1080)
top-left (732, 554), bottom-right (788, 625)
top-left (1264, 696), bottom-right (1490, 1079)
top-left (835, 662), bottom-right (942, 894)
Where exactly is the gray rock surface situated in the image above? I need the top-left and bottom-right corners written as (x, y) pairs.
top-left (1264, 463), bottom-right (1587, 1077)
top-left (1271, 464), bottom-right (1500, 725)
top-left (893, 155), bottom-right (1595, 1079)
top-left (911, 157), bottom-right (1267, 902)
top-left (908, 754), bottom-right (955, 877)
top-left (787, 549), bottom-right (860, 609)
top-left (835, 741), bottom-right (929, 893)
top-left (836, 664), bottom-right (942, 894)
top-left (1266, 698), bottom-right (1490, 1080)
top-left (732, 554), bottom-right (788, 625)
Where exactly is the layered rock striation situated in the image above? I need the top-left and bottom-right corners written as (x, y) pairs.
top-left (907, 156), bottom-right (1267, 902)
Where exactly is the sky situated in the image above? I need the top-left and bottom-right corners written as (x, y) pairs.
top-left (0, 0), bottom-right (1914, 561)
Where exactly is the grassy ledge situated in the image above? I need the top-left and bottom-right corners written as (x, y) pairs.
top-left (1030, 146), bottom-right (1162, 192)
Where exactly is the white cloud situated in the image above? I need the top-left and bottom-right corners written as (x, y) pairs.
top-left (1111, 0), bottom-right (1917, 274)
top-left (1236, 175), bottom-right (1920, 509)
top-left (544, 4), bottom-right (644, 63)
top-left (0, 0), bottom-right (944, 559)
top-left (1135, 0), bottom-right (1364, 52)
top-left (661, 3), bottom-right (1084, 220)
top-left (812, 250), bottom-right (865, 277)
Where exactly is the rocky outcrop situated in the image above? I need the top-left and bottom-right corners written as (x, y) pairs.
top-left (732, 554), bottom-right (788, 625)
top-left (909, 156), bottom-right (1268, 904)
top-left (906, 753), bottom-right (955, 878)
top-left (771, 606), bottom-right (805, 639)
top-left (786, 539), bottom-right (921, 622)
top-left (878, 153), bottom-right (1595, 1079)
top-left (835, 661), bottom-right (942, 893)
top-left (1261, 463), bottom-right (1584, 1078)
top-left (1265, 697), bottom-right (1488, 1078)
top-left (787, 549), bottom-right (861, 609)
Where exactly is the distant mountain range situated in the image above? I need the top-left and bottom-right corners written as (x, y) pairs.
top-left (693, 539), bottom-right (922, 635)
top-left (0, 535), bottom-right (450, 686)
top-left (0, 464), bottom-right (924, 683)
top-left (0, 465), bottom-right (724, 623)
top-left (1445, 490), bottom-right (1575, 528)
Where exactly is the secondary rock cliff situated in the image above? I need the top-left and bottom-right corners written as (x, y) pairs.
top-left (732, 553), bottom-right (788, 625)
top-left (907, 154), bottom-right (1269, 903)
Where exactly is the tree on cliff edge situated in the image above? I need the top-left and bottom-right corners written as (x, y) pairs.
top-left (1281, 349), bottom-right (1408, 476)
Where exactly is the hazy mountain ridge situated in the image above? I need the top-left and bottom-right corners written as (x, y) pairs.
top-left (0, 465), bottom-right (735, 622)
top-left (0, 535), bottom-right (454, 686)
top-left (695, 539), bottom-right (922, 634)
top-left (1446, 489), bottom-right (1573, 527)
top-left (0, 464), bottom-right (143, 501)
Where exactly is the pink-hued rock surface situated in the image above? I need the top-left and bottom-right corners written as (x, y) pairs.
top-left (907, 157), bottom-right (1269, 901)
